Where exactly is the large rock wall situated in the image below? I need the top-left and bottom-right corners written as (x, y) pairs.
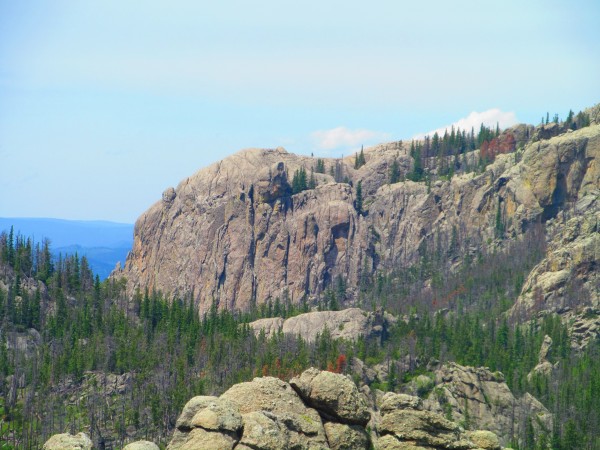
top-left (114, 123), bottom-right (600, 317)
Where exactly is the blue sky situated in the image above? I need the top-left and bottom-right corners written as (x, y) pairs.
top-left (1, 1), bottom-right (599, 223)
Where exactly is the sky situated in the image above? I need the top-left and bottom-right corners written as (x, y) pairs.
top-left (1, 1), bottom-right (599, 223)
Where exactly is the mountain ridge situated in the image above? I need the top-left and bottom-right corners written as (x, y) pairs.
top-left (114, 108), bottom-right (599, 333)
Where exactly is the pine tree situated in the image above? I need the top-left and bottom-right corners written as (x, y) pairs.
top-left (353, 180), bottom-right (363, 215)
top-left (309, 168), bottom-right (316, 189)
top-left (292, 168), bottom-right (308, 194)
top-left (316, 158), bottom-right (326, 174)
top-left (354, 147), bottom-right (366, 169)
top-left (389, 158), bottom-right (401, 184)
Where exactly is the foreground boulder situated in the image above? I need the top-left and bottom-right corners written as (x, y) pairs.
top-left (122, 441), bottom-right (161, 450)
top-left (167, 368), bottom-right (505, 450)
top-left (290, 367), bottom-right (370, 425)
top-left (42, 432), bottom-right (93, 450)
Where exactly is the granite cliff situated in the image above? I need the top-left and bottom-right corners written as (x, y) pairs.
top-left (114, 107), bottom-right (600, 331)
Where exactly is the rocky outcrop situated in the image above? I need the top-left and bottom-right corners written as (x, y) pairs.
top-left (166, 368), bottom-right (507, 450)
top-left (167, 369), bottom-right (367, 449)
top-left (423, 363), bottom-right (552, 447)
top-left (114, 117), bottom-right (599, 325)
top-left (527, 335), bottom-right (557, 381)
top-left (249, 308), bottom-right (393, 342)
top-left (507, 189), bottom-right (599, 345)
top-left (42, 432), bottom-right (93, 450)
top-left (377, 394), bottom-right (478, 450)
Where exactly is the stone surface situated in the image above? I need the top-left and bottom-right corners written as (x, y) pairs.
top-left (527, 335), bottom-right (556, 381)
top-left (249, 308), bottom-right (390, 342)
top-left (379, 409), bottom-right (461, 448)
top-left (189, 397), bottom-right (242, 433)
top-left (175, 395), bottom-right (220, 430)
top-left (42, 432), bottom-right (92, 450)
top-left (508, 190), bottom-right (600, 338)
top-left (422, 363), bottom-right (552, 447)
top-left (122, 441), bottom-right (160, 450)
top-left (176, 427), bottom-right (236, 450)
top-left (290, 367), bottom-right (371, 426)
top-left (166, 368), bottom-right (512, 450)
top-left (221, 375), bottom-right (329, 448)
top-left (380, 392), bottom-right (423, 413)
top-left (238, 411), bottom-right (289, 450)
top-left (323, 422), bottom-right (370, 450)
top-left (467, 430), bottom-right (502, 450)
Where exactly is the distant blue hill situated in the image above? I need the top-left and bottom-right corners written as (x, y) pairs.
top-left (0, 218), bottom-right (134, 279)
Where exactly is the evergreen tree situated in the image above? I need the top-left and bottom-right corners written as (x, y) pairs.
top-left (292, 167), bottom-right (308, 194)
top-left (389, 158), bottom-right (401, 184)
top-left (315, 158), bottom-right (326, 174)
top-left (355, 180), bottom-right (363, 214)
top-left (309, 168), bottom-right (316, 189)
top-left (354, 147), bottom-right (366, 169)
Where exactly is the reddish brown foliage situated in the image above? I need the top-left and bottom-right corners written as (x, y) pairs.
top-left (335, 354), bottom-right (347, 373)
top-left (480, 132), bottom-right (516, 163)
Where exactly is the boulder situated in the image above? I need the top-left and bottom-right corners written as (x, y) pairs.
top-left (122, 441), bottom-right (160, 450)
top-left (221, 375), bottom-right (329, 448)
top-left (467, 430), bottom-right (502, 450)
top-left (380, 392), bottom-right (423, 413)
top-left (290, 368), bottom-right (370, 426)
top-left (189, 397), bottom-right (242, 434)
top-left (175, 427), bottom-right (236, 450)
top-left (379, 409), bottom-right (461, 448)
top-left (42, 432), bottom-right (92, 450)
top-left (323, 422), bottom-right (370, 450)
top-left (237, 411), bottom-right (289, 450)
top-left (527, 335), bottom-right (556, 381)
top-left (249, 308), bottom-right (388, 343)
top-left (168, 396), bottom-right (243, 449)
top-left (175, 395), bottom-right (220, 430)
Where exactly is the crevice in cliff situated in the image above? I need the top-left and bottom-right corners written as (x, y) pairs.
top-left (541, 172), bottom-right (567, 222)
top-left (282, 232), bottom-right (291, 284)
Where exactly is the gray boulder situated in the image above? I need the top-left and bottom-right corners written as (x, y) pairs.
top-left (42, 432), bottom-right (92, 450)
top-left (122, 441), bottom-right (160, 450)
top-left (290, 367), bottom-right (370, 426)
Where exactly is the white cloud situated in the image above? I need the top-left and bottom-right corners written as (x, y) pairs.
top-left (414, 109), bottom-right (519, 139)
top-left (311, 126), bottom-right (390, 151)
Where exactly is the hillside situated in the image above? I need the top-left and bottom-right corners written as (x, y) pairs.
top-left (1, 104), bottom-right (599, 449)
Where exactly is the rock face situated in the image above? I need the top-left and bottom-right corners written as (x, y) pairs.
top-left (508, 191), bottom-right (600, 331)
top-left (423, 363), bottom-right (552, 447)
top-left (114, 120), bottom-right (600, 330)
top-left (166, 368), bottom-right (505, 450)
top-left (248, 308), bottom-right (391, 342)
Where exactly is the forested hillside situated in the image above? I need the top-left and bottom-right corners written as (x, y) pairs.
top-left (1, 219), bottom-right (598, 448)
top-left (1, 106), bottom-right (599, 449)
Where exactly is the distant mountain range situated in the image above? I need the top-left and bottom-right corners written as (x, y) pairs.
top-left (0, 217), bottom-right (133, 279)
